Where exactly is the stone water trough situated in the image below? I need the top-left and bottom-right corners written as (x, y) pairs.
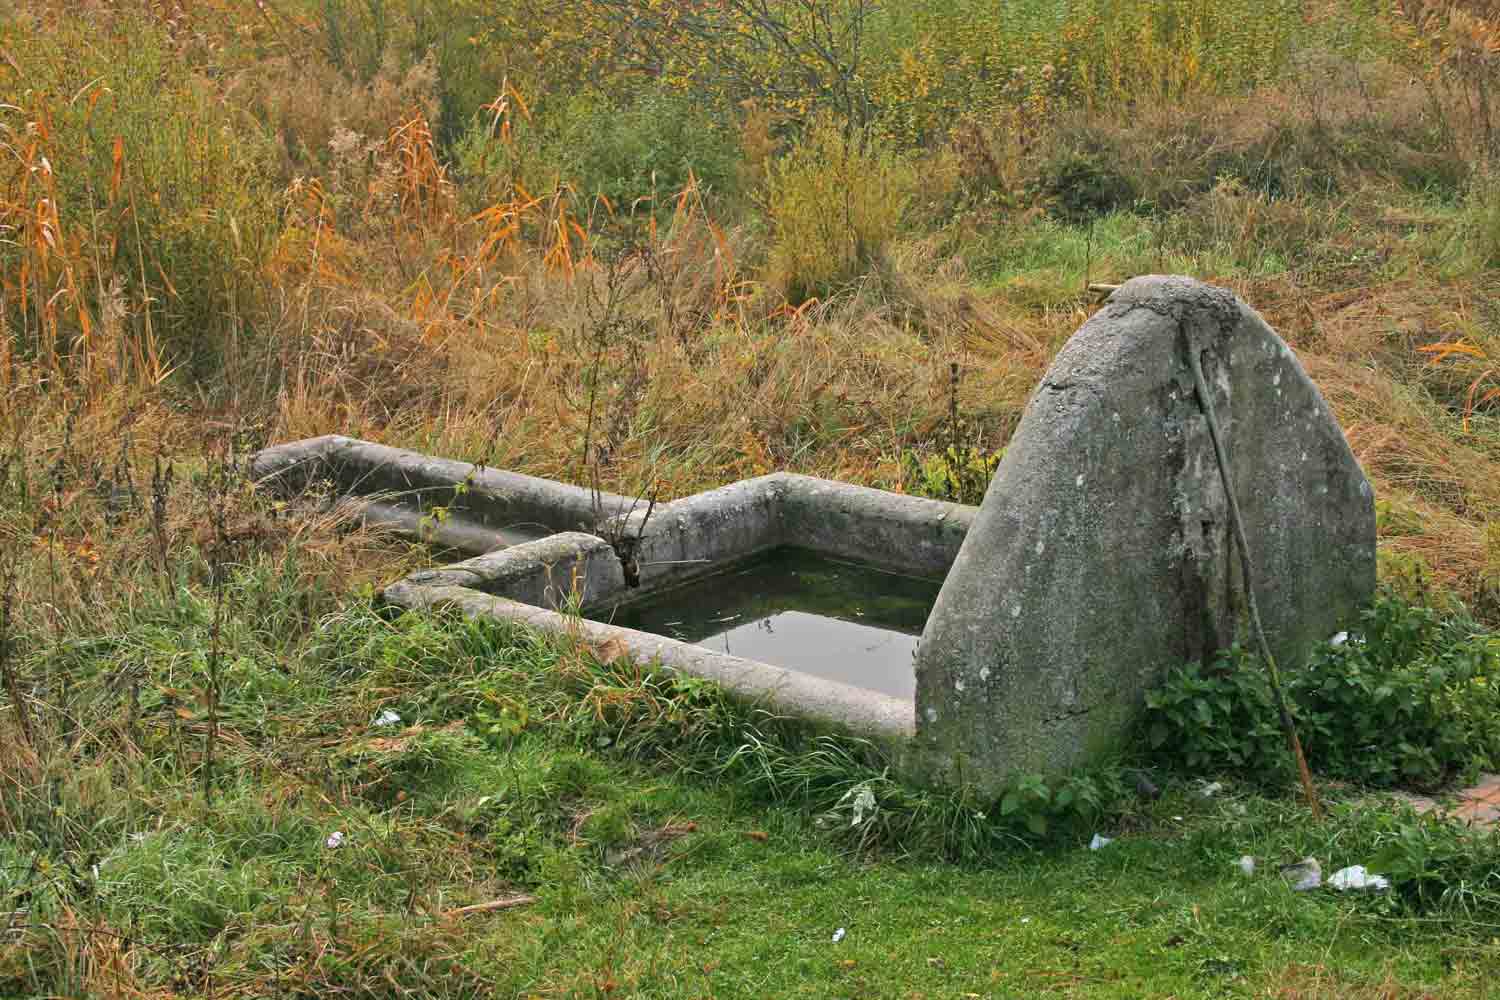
top-left (251, 277), bottom-right (1377, 795)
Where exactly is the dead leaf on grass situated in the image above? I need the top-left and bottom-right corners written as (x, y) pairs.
top-left (591, 636), bottom-right (631, 665)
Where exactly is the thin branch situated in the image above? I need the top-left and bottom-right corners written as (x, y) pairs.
top-left (444, 895), bottom-right (537, 918)
top-left (1185, 333), bottom-right (1322, 819)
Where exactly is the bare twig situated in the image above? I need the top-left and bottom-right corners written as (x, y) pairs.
top-left (1185, 334), bottom-right (1322, 819)
top-left (149, 447), bottom-right (174, 586)
top-left (202, 439), bottom-right (230, 806)
top-left (444, 895), bottom-right (537, 918)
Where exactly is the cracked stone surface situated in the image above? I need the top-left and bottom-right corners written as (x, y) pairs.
top-left (912, 276), bottom-right (1376, 794)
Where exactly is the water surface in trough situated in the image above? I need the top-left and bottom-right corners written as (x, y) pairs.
top-left (593, 547), bottom-right (941, 699)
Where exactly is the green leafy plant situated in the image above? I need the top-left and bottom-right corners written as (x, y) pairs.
top-left (899, 363), bottom-right (1005, 505)
top-left (900, 444), bottom-right (1003, 505)
top-left (1364, 808), bottom-right (1500, 912)
top-left (1143, 649), bottom-right (1291, 777)
top-left (1143, 592), bottom-right (1500, 789)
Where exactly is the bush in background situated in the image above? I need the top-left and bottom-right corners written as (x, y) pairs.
top-left (557, 89), bottom-right (743, 216)
top-left (1, 8), bottom-right (279, 389)
top-left (766, 120), bottom-right (914, 304)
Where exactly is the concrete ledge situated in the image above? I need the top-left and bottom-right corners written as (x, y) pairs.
top-left (403, 532), bottom-right (627, 610)
top-left (252, 435), bottom-right (641, 551)
top-left (780, 474), bottom-right (973, 579)
top-left (381, 579), bottom-right (916, 747)
top-left (353, 499), bottom-right (549, 555)
top-left (254, 435), bottom-right (986, 760)
top-left (601, 472), bottom-right (972, 591)
top-left (613, 474), bottom-right (788, 590)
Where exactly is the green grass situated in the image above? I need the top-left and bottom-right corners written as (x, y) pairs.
top-left (4, 562), bottom-right (1499, 997)
top-left (967, 196), bottom-right (1379, 313)
top-left (10, 733), bottom-right (1498, 996)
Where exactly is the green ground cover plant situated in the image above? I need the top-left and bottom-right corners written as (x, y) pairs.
top-left (1144, 593), bottom-right (1500, 788)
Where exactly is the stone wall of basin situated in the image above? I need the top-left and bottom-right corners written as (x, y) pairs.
top-left (250, 435), bottom-right (974, 752)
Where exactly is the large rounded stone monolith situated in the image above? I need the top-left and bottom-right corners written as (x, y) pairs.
top-left (912, 276), bottom-right (1375, 794)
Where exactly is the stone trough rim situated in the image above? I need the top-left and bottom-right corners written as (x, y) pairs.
top-left (381, 577), bottom-right (918, 746)
top-left (250, 433), bottom-right (975, 752)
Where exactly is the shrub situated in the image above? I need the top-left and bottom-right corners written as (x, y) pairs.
top-left (1298, 594), bottom-right (1500, 786)
top-left (1143, 592), bottom-right (1500, 788)
top-left (766, 120), bottom-right (914, 304)
top-left (1035, 149), bottom-right (1138, 222)
top-left (450, 86), bottom-right (742, 236)
top-left (560, 90), bottom-right (744, 214)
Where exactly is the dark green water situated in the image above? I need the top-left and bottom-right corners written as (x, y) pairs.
top-left (591, 547), bottom-right (942, 699)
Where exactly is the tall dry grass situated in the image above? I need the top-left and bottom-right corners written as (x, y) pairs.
top-left (0, 0), bottom-right (1496, 621)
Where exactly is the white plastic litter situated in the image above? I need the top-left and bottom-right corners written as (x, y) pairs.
top-left (1089, 833), bottom-right (1114, 850)
top-left (832, 927), bottom-right (846, 943)
top-left (1199, 781), bottom-right (1224, 798)
top-left (1328, 865), bottom-right (1390, 892)
top-left (1330, 631), bottom-right (1349, 647)
top-left (848, 783), bottom-right (876, 828)
top-left (1280, 857), bottom-right (1321, 891)
top-left (325, 831), bottom-right (346, 850)
top-left (372, 709), bottom-right (402, 728)
top-left (1236, 855), bottom-right (1256, 877)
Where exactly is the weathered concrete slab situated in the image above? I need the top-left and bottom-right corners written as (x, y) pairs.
top-left (403, 532), bottom-right (626, 610)
top-left (251, 435), bottom-right (639, 552)
top-left (913, 275), bottom-right (1376, 793)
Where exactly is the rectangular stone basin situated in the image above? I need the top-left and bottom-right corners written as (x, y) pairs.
top-left (591, 547), bottom-right (942, 700)
top-left (251, 436), bottom-right (978, 749)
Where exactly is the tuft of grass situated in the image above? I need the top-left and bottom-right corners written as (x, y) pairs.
top-left (766, 118), bottom-right (915, 305)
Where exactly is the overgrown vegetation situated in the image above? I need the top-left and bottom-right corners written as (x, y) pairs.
top-left (6, 0), bottom-right (1500, 993)
top-left (1145, 592), bottom-right (1500, 788)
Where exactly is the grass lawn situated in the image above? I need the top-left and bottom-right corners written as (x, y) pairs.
top-left (405, 776), bottom-right (1499, 999)
top-left (3, 586), bottom-right (1497, 997)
